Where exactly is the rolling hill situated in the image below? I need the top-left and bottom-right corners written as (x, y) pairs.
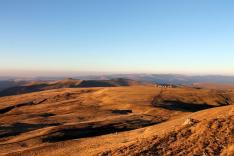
top-left (0, 85), bottom-right (233, 155)
top-left (0, 78), bottom-right (146, 97)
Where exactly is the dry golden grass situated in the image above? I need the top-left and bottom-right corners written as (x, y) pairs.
top-left (0, 86), bottom-right (233, 156)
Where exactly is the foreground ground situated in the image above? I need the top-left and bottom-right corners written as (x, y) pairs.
top-left (0, 86), bottom-right (233, 155)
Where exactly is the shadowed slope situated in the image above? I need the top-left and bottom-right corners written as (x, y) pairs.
top-left (99, 107), bottom-right (234, 156)
top-left (0, 78), bottom-right (145, 97)
top-left (0, 86), bottom-right (233, 156)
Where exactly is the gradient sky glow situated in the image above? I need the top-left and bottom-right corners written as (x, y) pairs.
top-left (1, 0), bottom-right (234, 76)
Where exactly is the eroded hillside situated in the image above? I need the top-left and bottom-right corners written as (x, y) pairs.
top-left (0, 86), bottom-right (233, 156)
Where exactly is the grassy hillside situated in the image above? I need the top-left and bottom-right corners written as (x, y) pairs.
top-left (0, 78), bottom-right (146, 97)
top-left (0, 86), bottom-right (233, 155)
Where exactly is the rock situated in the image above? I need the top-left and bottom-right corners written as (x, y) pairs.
top-left (183, 118), bottom-right (199, 126)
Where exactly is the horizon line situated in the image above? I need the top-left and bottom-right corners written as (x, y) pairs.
top-left (1, 70), bottom-right (234, 78)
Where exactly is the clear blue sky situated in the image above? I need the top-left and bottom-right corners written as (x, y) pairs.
top-left (0, 0), bottom-right (234, 76)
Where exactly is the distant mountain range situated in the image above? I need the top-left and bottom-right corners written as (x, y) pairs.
top-left (2, 74), bottom-right (234, 84)
top-left (119, 74), bottom-right (234, 84)
top-left (0, 74), bottom-right (234, 96)
top-left (72, 74), bottom-right (234, 84)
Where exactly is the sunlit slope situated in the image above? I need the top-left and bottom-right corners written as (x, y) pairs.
top-left (0, 86), bottom-right (233, 155)
top-left (0, 78), bottom-right (146, 97)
